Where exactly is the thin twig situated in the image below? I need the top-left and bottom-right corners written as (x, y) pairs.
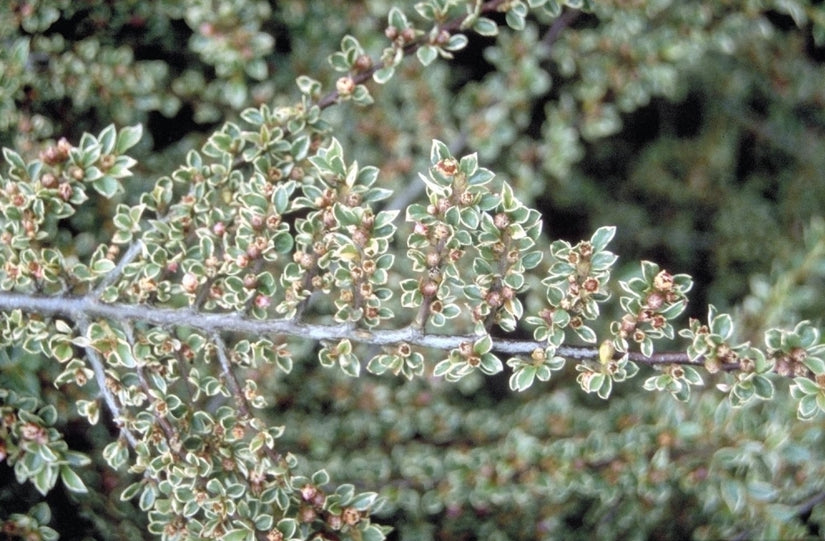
top-left (796, 490), bottom-right (825, 517)
top-left (541, 8), bottom-right (581, 49)
top-left (212, 333), bottom-right (283, 464)
top-left (76, 315), bottom-right (138, 448)
top-left (212, 333), bottom-right (253, 420)
top-left (93, 240), bottom-right (144, 298)
top-left (123, 322), bottom-right (181, 451)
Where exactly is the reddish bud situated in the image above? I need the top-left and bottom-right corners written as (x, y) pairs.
top-left (354, 54), bottom-right (372, 72)
top-left (646, 291), bottom-right (664, 310)
top-left (435, 158), bottom-right (458, 177)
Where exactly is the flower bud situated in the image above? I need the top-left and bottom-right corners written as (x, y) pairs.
top-left (645, 291), bottom-right (664, 310)
top-left (493, 213), bottom-right (510, 230)
top-left (342, 507), bottom-right (361, 526)
top-left (336, 76), bottom-right (356, 97)
top-left (435, 158), bottom-right (458, 177)
top-left (653, 270), bottom-right (674, 292)
top-left (434, 29), bottom-right (450, 46)
top-left (420, 279), bottom-right (438, 297)
top-left (41, 173), bottom-right (58, 188)
top-left (354, 54), bottom-right (373, 72)
top-left (181, 272), bottom-right (200, 293)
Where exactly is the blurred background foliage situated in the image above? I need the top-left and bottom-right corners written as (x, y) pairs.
top-left (2, 0), bottom-right (825, 539)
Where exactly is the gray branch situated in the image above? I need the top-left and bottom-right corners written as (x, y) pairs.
top-left (0, 290), bottom-right (703, 366)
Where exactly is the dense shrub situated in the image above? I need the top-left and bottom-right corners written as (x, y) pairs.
top-left (2, 1), bottom-right (825, 539)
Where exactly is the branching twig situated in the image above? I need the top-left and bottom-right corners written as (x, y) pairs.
top-left (213, 333), bottom-right (253, 420)
top-left (212, 333), bottom-right (284, 465)
top-left (76, 314), bottom-right (138, 448)
top-left (2, 290), bottom-right (723, 370)
top-left (123, 322), bottom-right (181, 451)
top-left (316, 0), bottom-right (508, 111)
top-left (93, 240), bottom-right (144, 297)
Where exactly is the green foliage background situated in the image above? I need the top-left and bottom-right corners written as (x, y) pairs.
top-left (2, 1), bottom-right (825, 540)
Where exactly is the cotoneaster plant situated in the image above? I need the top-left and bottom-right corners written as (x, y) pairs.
top-left (2, 1), bottom-right (825, 540)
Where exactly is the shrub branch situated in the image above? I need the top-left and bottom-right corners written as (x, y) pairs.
top-left (0, 290), bottom-right (717, 369)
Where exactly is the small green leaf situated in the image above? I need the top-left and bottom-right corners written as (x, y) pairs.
top-left (312, 469), bottom-right (330, 485)
top-left (793, 376), bottom-right (821, 395)
top-left (683, 366), bottom-right (704, 386)
top-left (721, 479), bottom-right (745, 513)
top-left (573, 325), bottom-right (597, 344)
top-left (417, 45), bottom-right (438, 66)
top-left (222, 528), bottom-right (252, 541)
top-left (33, 466), bottom-right (58, 496)
top-left (255, 514), bottom-right (274, 531)
top-left (340, 354), bottom-right (360, 377)
top-left (98, 124), bottom-right (117, 155)
top-left (639, 337), bottom-right (653, 358)
top-left (388, 7), bottom-right (409, 30)
top-left (433, 359), bottom-right (452, 377)
top-left (473, 17), bottom-right (499, 36)
top-left (590, 226), bottom-right (616, 252)
top-left (587, 373), bottom-right (605, 393)
top-left (711, 312), bottom-right (734, 340)
top-left (30, 502), bottom-right (51, 524)
top-left (804, 355), bottom-right (825, 375)
top-left (240, 107), bottom-right (264, 125)
top-left (797, 321), bottom-right (819, 347)
top-left (373, 65), bottom-right (395, 84)
top-left (474, 334), bottom-right (493, 354)
top-left (92, 176), bottom-right (121, 198)
top-left (752, 375), bottom-right (774, 400)
top-left (505, 9), bottom-right (526, 30)
top-left (276, 518), bottom-right (297, 537)
top-left (352, 84), bottom-right (374, 106)
top-left (361, 525), bottom-right (388, 541)
top-left (329, 51), bottom-right (351, 72)
top-left (510, 366), bottom-right (536, 392)
top-left (479, 352), bottom-right (503, 375)
top-left (60, 466), bottom-right (88, 493)
top-left (271, 231), bottom-right (294, 253)
top-left (115, 125), bottom-right (143, 154)
top-left (350, 491), bottom-right (378, 511)
top-left (91, 258), bottom-right (116, 274)
top-left (764, 328), bottom-right (783, 350)
top-left (296, 75), bottom-right (321, 95)
top-left (798, 393), bottom-right (819, 420)
top-left (3, 147), bottom-right (27, 172)
top-left (445, 34), bottom-right (468, 52)
top-left (522, 250), bottom-right (543, 269)
top-left (590, 251), bottom-right (617, 272)
top-left (597, 376), bottom-right (613, 399)
top-left (39, 405), bottom-right (58, 425)
top-left (336, 483), bottom-right (356, 504)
